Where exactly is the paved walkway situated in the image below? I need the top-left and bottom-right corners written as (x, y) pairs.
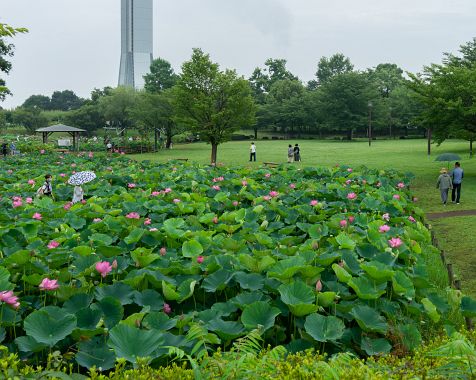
top-left (426, 209), bottom-right (476, 219)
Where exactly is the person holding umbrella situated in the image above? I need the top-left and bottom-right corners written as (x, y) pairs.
top-left (68, 171), bottom-right (96, 204)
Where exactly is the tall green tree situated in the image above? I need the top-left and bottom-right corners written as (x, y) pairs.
top-left (22, 94), bottom-right (51, 110)
top-left (175, 49), bottom-right (256, 164)
top-left (65, 104), bottom-right (105, 135)
top-left (11, 107), bottom-right (48, 134)
top-left (315, 53), bottom-right (354, 86)
top-left (99, 86), bottom-right (137, 134)
top-left (143, 58), bottom-right (179, 94)
top-left (50, 90), bottom-right (84, 111)
top-left (0, 23), bottom-right (27, 101)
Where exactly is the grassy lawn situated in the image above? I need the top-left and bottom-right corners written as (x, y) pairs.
top-left (132, 138), bottom-right (476, 296)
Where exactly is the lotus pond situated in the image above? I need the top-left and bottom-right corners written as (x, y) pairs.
top-left (0, 152), bottom-right (474, 371)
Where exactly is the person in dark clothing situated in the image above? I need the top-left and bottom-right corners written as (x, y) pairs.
top-left (293, 144), bottom-right (301, 162)
top-left (1, 142), bottom-right (7, 158)
top-left (451, 161), bottom-right (464, 204)
top-left (37, 174), bottom-right (53, 198)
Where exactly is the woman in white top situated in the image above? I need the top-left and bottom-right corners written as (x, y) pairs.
top-left (72, 185), bottom-right (84, 204)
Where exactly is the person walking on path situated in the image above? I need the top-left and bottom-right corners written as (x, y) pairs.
top-left (436, 168), bottom-right (452, 206)
top-left (287, 145), bottom-right (294, 163)
top-left (450, 162), bottom-right (464, 204)
top-left (294, 144), bottom-right (301, 162)
top-left (249, 142), bottom-right (256, 162)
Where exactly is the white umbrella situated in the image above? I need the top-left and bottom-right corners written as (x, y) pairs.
top-left (67, 171), bottom-right (97, 186)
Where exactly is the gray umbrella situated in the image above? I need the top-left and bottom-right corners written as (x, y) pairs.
top-left (435, 153), bottom-right (461, 168)
top-left (67, 171), bottom-right (96, 186)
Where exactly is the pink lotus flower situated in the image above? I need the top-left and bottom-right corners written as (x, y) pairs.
top-left (71, 163), bottom-right (76, 168)
top-left (164, 188), bottom-right (172, 193)
top-left (163, 303), bottom-right (172, 314)
top-left (93, 218), bottom-right (102, 223)
top-left (128, 183), bottom-right (136, 188)
top-left (39, 278), bottom-right (59, 291)
top-left (126, 212), bottom-right (140, 219)
top-left (382, 213), bottom-right (390, 221)
top-left (32, 213), bottom-right (42, 220)
top-left (28, 179), bottom-right (35, 185)
top-left (347, 168), bottom-right (353, 172)
top-left (144, 218), bottom-right (152, 225)
top-left (149, 228), bottom-right (158, 232)
top-left (379, 225), bottom-right (390, 233)
top-left (412, 197), bottom-right (418, 202)
top-left (60, 173), bottom-right (66, 177)
top-left (13, 196), bottom-right (22, 201)
top-left (12, 200), bottom-right (23, 208)
top-left (345, 179), bottom-right (352, 185)
top-left (64, 201), bottom-right (74, 210)
top-left (310, 200), bottom-right (318, 206)
top-left (7, 169), bottom-right (13, 174)
top-left (47, 240), bottom-right (60, 249)
top-left (393, 194), bottom-right (400, 200)
top-left (40, 149), bottom-right (45, 154)
top-left (408, 216), bottom-right (416, 223)
top-left (212, 185), bottom-right (221, 191)
top-left (81, 199), bottom-right (86, 204)
top-left (315, 280), bottom-right (323, 292)
top-left (242, 180), bottom-right (248, 186)
top-left (95, 261), bottom-right (112, 278)
top-left (111, 260), bottom-right (118, 269)
top-left (151, 191), bottom-right (161, 197)
top-left (264, 173), bottom-right (271, 178)
top-left (160, 247), bottom-right (167, 256)
top-left (212, 176), bottom-right (224, 182)
top-left (269, 191), bottom-right (279, 198)
top-left (212, 216), bottom-right (218, 224)
top-left (348, 215), bottom-right (355, 223)
top-left (232, 201), bottom-right (239, 207)
top-left (289, 183), bottom-right (296, 189)
top-left (388, 237), bottom-right (403, 248)
top-left (397, 182), bottom-right (405, 189)
top-left (120, 152), bottom-right (125, 155)
top-left (347, 192), bottom-right (357, 200)
top-left (88, 152), bottom-right (94, 158)
top-left (0, 290), bottom-right (20, 309)
top-left (263, 195), bottom-right (271, 201)
top-left (340, 219), bottom-right (348, 228)
top-left (26, 197), bottom-right (33, 204)
top-left (173, 198), bottom-right (181, 204)
top-left (197, 255), bottom-right (204, 264)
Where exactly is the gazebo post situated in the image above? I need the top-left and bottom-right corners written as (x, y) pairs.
top-left (73, 132), bottom-right (77, 151)
top-left (43, 132), bottom-right (47, 144)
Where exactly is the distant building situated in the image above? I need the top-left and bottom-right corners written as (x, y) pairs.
top-left (118, 0), bottom-right (153, 89)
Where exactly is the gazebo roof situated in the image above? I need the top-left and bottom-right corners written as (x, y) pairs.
top-left (36, 124), bottom-right (86, 133)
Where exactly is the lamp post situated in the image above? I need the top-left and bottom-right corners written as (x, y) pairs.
top-left (368, 101), bottom-right (373, 147)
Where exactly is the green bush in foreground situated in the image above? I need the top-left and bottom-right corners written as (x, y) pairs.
top-left (2, 330), bottom-right (476, 379)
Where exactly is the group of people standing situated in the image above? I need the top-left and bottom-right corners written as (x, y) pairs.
top-left (36, 174), bottom-right (84, 204)
top-left (1, 141), bottom-right (17, 158)
top-left (436, 162), bottom-right (464, 205)
top-left (248, 142), bottom-right (301, 163)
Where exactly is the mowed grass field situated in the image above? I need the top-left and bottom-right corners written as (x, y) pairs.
top-left (132, 139), bottom-right (476, 296)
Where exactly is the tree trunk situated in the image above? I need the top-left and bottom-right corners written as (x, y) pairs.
top-left (154, 129), bottom-right (158, 152)
top-left (427, 128), bottom-right (432, 156)
top-left (211, 143), bottom-right (218, 164)
top-left (166, 134), bottom-right (172, 149)
top-left (254, 127), bottom-right (258, 140)
top-left (347, 129), bottom-right (353, 141)
top-left (470, 139), bottom-right (473, 158)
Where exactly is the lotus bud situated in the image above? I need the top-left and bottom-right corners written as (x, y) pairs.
top-left (160, 247), bottom-right (167, 256)
top-left (311, 241), bottom-right (319, 250)
top-left (315, 280), bottom-right (323, 292)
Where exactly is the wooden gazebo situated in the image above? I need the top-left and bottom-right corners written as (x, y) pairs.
top-left (36, 124), bottom-right (86, 151)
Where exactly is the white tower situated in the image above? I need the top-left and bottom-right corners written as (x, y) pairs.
top-left (118, 0), bottom-right (153, 89)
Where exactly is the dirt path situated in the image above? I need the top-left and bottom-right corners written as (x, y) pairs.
top-left (426, 209), bottom-right (476, 219)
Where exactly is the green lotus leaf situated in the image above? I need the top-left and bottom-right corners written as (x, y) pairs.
top-left (361, 336), bottom-right (392, 356)
top-left (461, 296), bottom-right (476, 318)
top-left (202, 269), bottom-right (234, 292)
top-left (234, 272), bottom-right (265, 291)
top-left (22, 223), bottom-right (38, 239)
top-left (392, 271), bottom-right (415, 299)
top-left (163, 218), bottom-right (186, 238)
top-left (134, 289), bottom-right (164, 311)
top-left (90, 233), bottom-right (113, 246)
top-left (108, 324), bottom-right (164, 365)
top-left (421, 298), bottom-right (440, 323)
top-left (15, 336), bottom-right (48, 353)
top-left (76, 307), bottom-right (102, 330)
top-left (335, 233), bottom-right (356, 250)
top-left (332, 263), bottom-right (352, 283)
top-left (241, 301), bottom-right (280, 331)
top-left (162, 281), bottom-right (180, 301)
top-left (24, 306), bottom-right (77, 347)
top-left (398, 324), bottom-right (422, 351)
top-left (304, 314), bottom-right (345, 342)
top-left (316, 252), bottom-right (341, 266)
top-left (95, 283), bottom-right (135, 305)
top-left (76, 336), bottom-right (116, 370)
top-left (124, 228), bottom-right (145, 245)
top-left (308, 224), bottom-right (329, 239)
top-left (177, 278), bottom-right (197, 303)
top-left (317, 292), bottom-right (337, 307)
top-left (3, 250), bottom-right (30, 267)
top-left (130, 248), bottom-right (159, 267)
top-left (278, 281), bottom-right (317, 317)
top-left (142, 312), bottom-right (177, 331)
top-left (350, 305), bottom-right (388, 334)
top-left (348, 276), bottom-right (387, 300)
top-left (94, 297), bottom-right (124, 329)
top-left (0, 267), bottom-right (11, 290)
top-left (268, 256), bottom-right (306, 280)
top-left (361, 261), bottom-right (394, 281)
top-left (231, 292), bottom-right (269, 309)
top-left (206, 319), bottom-right (245, 341)
top-left (182, 240), bottom-right (203, 257)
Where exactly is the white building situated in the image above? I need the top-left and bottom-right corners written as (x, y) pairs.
top-left (118, 0), bottom-right (153, 89)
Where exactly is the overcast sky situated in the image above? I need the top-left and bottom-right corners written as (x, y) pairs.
top-left (1, 0), bottom-right (475, 108)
